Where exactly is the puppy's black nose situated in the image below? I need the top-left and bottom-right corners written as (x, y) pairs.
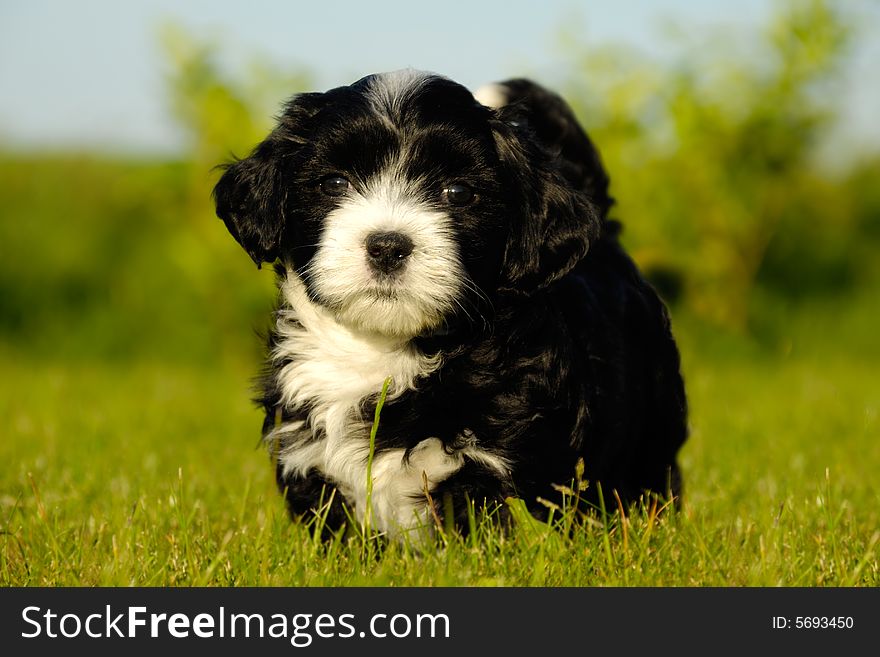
top-left (365, 231), bottom-right (414, 274)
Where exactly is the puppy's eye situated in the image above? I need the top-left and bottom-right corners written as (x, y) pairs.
top-left (320, 175), bottom-right (351, 197)
top-left (443, 182), bottom-right (474, 206)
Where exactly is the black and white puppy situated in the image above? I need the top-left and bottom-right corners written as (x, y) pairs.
top-left (214, 70), bottom-right (687, 540)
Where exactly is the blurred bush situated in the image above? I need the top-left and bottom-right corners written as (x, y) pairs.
top-left (0, 32), bottom-right (311, 365)
top-left (160, 23), bottom-right (312, 224)
top-left (1, 0), bottom-right (878, 366)
top-left (560, 0), bottom-right (878, 331)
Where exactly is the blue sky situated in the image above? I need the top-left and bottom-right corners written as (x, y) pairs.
top-left (0, 0), bottom-right (877, 154)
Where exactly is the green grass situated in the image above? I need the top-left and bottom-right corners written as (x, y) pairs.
top-left (1, 155), bottom-right (878, 587)
top-left (2, 302), bottom-right (878, 586)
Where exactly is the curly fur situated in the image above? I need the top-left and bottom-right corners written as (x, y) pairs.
top-left (214, 70), bottom-right (688, 540)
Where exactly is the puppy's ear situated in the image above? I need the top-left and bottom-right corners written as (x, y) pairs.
top-left (213, 91), bottom-right (328, 266)
top-left (493, 106), bottom-right (602, 294)
top-left (213, 135), bottom-right (287, 267)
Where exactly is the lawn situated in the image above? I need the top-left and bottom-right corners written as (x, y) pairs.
top-left (1, 156), bottom-right (877, 586)
top-left (2, 297), bottom-right (878, 586)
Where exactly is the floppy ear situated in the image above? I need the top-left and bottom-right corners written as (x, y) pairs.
top-left (213, 135), bottom-right (287, 267)
top-left (213, 90), bottom-right (329, 266)
top-left (493, 107), bottom-right (602, 294)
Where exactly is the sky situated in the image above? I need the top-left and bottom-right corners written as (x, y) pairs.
top-left (0, 0), bottom-right (877, 155)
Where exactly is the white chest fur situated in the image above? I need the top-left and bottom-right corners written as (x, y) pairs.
top-left (271, 275), bottom-right (453, 536)
top-left (271, 275), bottom-right (511, 538)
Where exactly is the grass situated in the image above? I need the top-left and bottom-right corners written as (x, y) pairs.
top-left (2, 296), bottom-right (879, 587)
top-left (363, 376), bottom-right (392, 542)
top-left (0, 155), bottom-right (877, 586)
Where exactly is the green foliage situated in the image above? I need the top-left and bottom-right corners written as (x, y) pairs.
top-left (161, 24), bottom-right (311, 167)
top-left (0, 155), bottom-right (274, 365)
top-left (160, 23), bottom-right (312, 255)
top-left (560, 0), bottom-right (871, 330)
top-left (0, 33), bottom-right (312, 365)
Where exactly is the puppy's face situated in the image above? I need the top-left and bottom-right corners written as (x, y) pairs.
top-left (291, 72), bottom-right (507, 337)
top-left (215, 71), bottom-right (600, 338)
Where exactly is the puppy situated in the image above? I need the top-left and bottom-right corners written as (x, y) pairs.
top-left (213, 70), bottom-right (687, 539)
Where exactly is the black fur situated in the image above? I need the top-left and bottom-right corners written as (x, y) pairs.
top-left (214, 72), bottom-right (687, 535)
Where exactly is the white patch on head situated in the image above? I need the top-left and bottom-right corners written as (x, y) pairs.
top-left (269, 276), bottom-right (510, 538)
top-left (308, 170), bottom-right (464, 337)
top-left (473, 83), bottom-right (509, 109)
top-left (365, 69), bottom-right (432, 123)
